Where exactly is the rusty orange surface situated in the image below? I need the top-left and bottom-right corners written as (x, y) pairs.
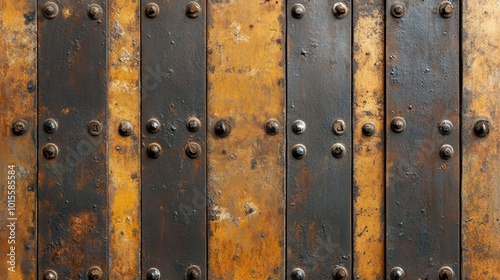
top-left (207, 0), bottom-right (286, 279)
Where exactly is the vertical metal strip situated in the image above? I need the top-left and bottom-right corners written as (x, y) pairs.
top-left (0, 1), bottom-right (37, 279)
top-left (462, 1), bottom-right (500, 278)
top-left (141, 0), bottom-right (207, 278)
top-left (352, 0), bottom-right (385, 279)
top-left (207, 1), bottom-right (286, 279)
top-left (38, 0), bottom-right (108, 278)
top-left (286, 0), bottom-right (352, 278)
top-left (386, 0), bottom-right (460, 278)
top-left (108, 0), bottom-right (141, 278)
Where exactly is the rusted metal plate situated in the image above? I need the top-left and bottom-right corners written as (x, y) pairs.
top-left (207, 0), bottom-right (285, 279)
top-left (0, 0), bottom-right (37, 279)
top-left (353, 0), bottom-right (385, 279)
top-left (38, 0), bottom-right (108, 278)
top-left (287, 1), bottom-right (352, 278)
top-left (462, 1), bottom-right (500, 278)
top-left (141, 0), bottom-right (206, 278)
top-left (386, 0), bottom-right (460, 278)
top-left (108, 0), bottom-right (141, 279)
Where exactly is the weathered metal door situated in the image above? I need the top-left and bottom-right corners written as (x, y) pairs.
top-left (1, 0), bottom-right (499, 279)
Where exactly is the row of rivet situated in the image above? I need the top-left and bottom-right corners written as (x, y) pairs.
top-left (145, 2), bottom-right (201, 18)
top-left (291, 2), bottom-right (349, 19)
top-left (42, 2), bottom-right (103, 20)
top-left (291, 266), bottom-right (348, 280)
top-left (391, 1), bottom-right (454, 18)
top-left (146, 265), bottom-right (201, 280)
top-left (292, 119), bottom-right (376, 136)
top-left (43, 266), bottom-right (102, 280)
top-left (390, 266), bottom-right (454, 280)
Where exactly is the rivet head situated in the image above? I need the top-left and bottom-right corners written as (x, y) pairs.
top-left (42, 2), bottom-right (59, 19)
top-left (292, 144), bottom-right (306, 159)
top-left (87, 120), bottom-right (102, 136)
top-left (474, 120), bottom-right (490, 138)
top-left (265, 119), bottom-right (280, 135)
top-left (214, 119), bottom-right (231, 138)
top-left (186, 117), bottom-right (201, 132)
top-left (438, 1), bottom-right (453, 18)
top-left (440, 144), bottom-right (454, 160)
top-left (332, 119), bottom-right (346, 135)
top-left (438, 266), bottom-right (455, 280)
top-left (439, 120), bottom-right (453, 135)
top-left (11, 119), bottom-right (28, 136)
top-left (362, 122), bottom-right (376, 136)
top-left (186, 2), bottom-right (201, 18)
top-left (291, 4), bottom-right (306, 19)
top-left (147, 143), bottom-right (162, 158)
top-left (185, 142), bottom-right (201, 159)
top-left (145, 3), bottom-right (160, 18)
top-left (42, 143), bottom-right (58, 160)
top-left (43, 118), bottom-right (58, 134)
top-left (292, 120), bottom-right (306, 134)
top-left (333, 266), bottom-right (348, 280)
top-left (332, 143), bottom-right (346, 158)
top-left (186, 265), bottom-right (201, 280)
top-left (43, 270), bottom-right (58, 280)
top-left (390, 267), bottom-right (405, 280)
top-left (146, 268), bottom-right (161, 280)
top-left (88, 4), bottom-right (103, 20)
top-left (391, 2), bottom-right (406, 18)
top-left (291, 268), bottom-right (305, 280)
top-left (391, 117), bottom-right (406, 133)
top-left (146, 118), bottom-right (161, 133)
top-left (118, 121), bottom-right (133, 137)
top-left (87, 266), bottom-right (102, 280)
top-left (332, 2), bottom-right (349, 19)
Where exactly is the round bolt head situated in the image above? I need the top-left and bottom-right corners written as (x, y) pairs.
top-left (88, 4), bottom-right (103, 20)
top-left (214, 119), bottom-right (231, 138)
top-left (291, 4), bottom-right (306, 19)
top-left (43, 270), bottom-right (58, 280)
top-left (42, 2), bottom-right (59, 19)
top-left (11, 119), bottom-right (28, 136)
top-left (42, 143), bottom-right (58, 160)
top-left (292, 120), bottom-right (306, 134)
top-left (291, 268), bottom-right (305, 280)
top-left (146, 118), bottom-right (161, 133)
top-left (391, 117), bottom-right (406, 133)
top-left (145, 3), bottom-right (160, 18)
top-left (439, 120), bottom-right (453, 135)
top-left (186, 117), bottom-right (201, 132)
top-left (146, 268), bottom-right (161, 280)
top-left (186, 2), bottom-right (201, 18)
top-left (147, 143), bottom-right (162, 159)
top-left (438, 1), bottom-right (453, 18)
top-left (440, 144), bottom-right (454, 160)
top-left (87, 120), bottom-right (102, 136)
top-left (333, 266), bottom-right (348, 280)
top-left (186, 265), bottom-right (201, 280)
top-left (43, 118), bottom-right (58, 134)
top-left (332, 143), bottom-right (346, 158)
top-left (265, 119), bottom-right (280, 135)
top-left (87, 266), bottom-right (103, 280)
top-left (118, 121), bottom-right (133, 137)
top-left (332, 119), bottom-right (346, 135)
top-left (292, 144), bottom-right (306, 160)
top-left (185, 142), bottom-right (201, 159)
top-left (438, 266), bottom-right (455, 280)
top-left (332, 2), bottom-right (349, 19)
top-left (391, 2), bottom-right (406, 18)
top-left (362, 122), bottom-right (376, 136)
top-left (390, 267), bottom-right (405, 280)
top-left (474, 119), bottom-right (490, 138)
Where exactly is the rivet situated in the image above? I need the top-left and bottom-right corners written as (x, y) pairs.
top-left (440, 144), bottom-right (454, 160)
top-left (438, 1), bottom-right (453, 18)
top-left (438, 266), bottom-right (455, 280)
top-left (390, 267), bottom-right (405, 280)
top-left (333, 266), bottom-right (348, 280)
top-left (362, 122), bottom-right (376, 136)
top-left (146, 118), bottom-right (161, 133)
top-left (390, 117), bottom-right (406, 133)
top-left (146, 268), bottom-right (161, 280)
top-left (43, 270), bottom-right (58, 280)
top-left (291, 268), bottom-right (305, 280)
top-left (332, 119), bottom-right (346, 135)
top-left (292, 144), bottom-right (306, 159)
top-left (118, 121), bottom-right (133, 137)
top-left (43, 118), bottom-right (58, 134)
top-left (87, 266), bottom-right (103, 280)
top-left (185, 142), bottom-right (201, 159)
top-left (87, 120), bottom-right (102, 136)
top-left (186, 2), bottom-right (201, 18)
top-left (391, 2), bottom-right (406, 18)
top-left (186, 265), bottom-right (201, 280)
top-left (474, 120), bottom-right (490, 138)
top-left (147, 143), bottom-right (162, 158)
top-left (145, 3), bottom-right (160, 18)
top-left (42, 2), bottom-right (59, 19)
top-left (291, 4), bottom-right (306, 19)
top-left (42, 143), bottom-right (58, 160)
top-left (292, 120), bottom-right (306, 134)
top-left (88, 4), bottom-right (103, 20)
top-left (186, 117), bottom-right (201, 132)
top-left (214, 119), bottom-right (231, 138)
top-left (265, 119), bottom-right (280, 135)
top-left (11, 119), bottom-right (28, 136)
top-left (332, 2), bottom-right (349, 19)
top-left (332, 143), bottom-right (346, 158)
